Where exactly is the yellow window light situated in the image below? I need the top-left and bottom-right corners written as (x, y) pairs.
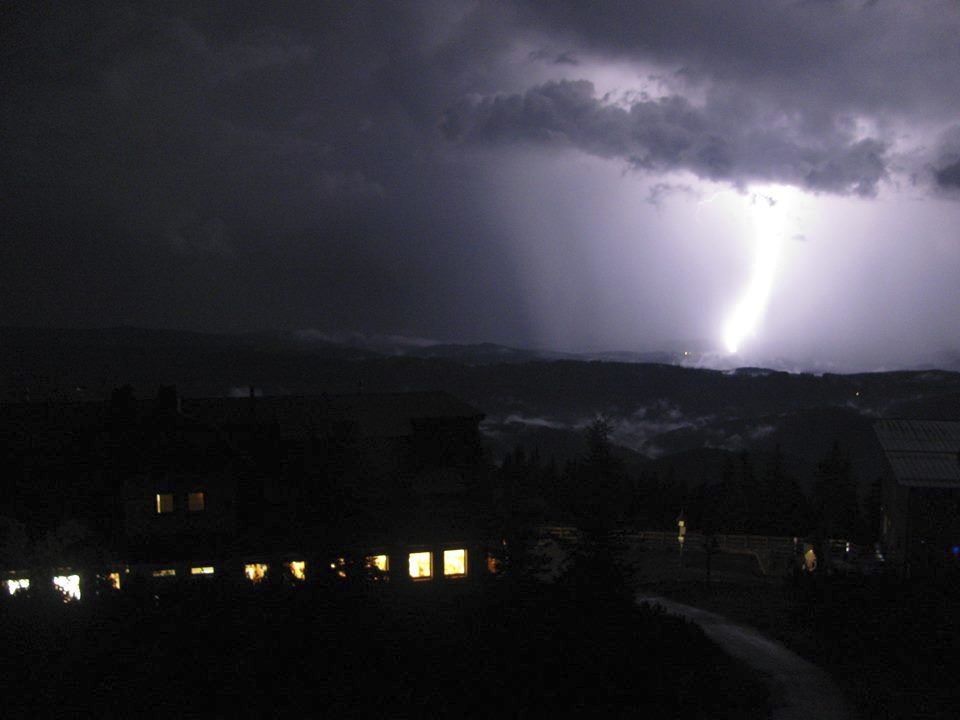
top-left (53, 574), bottom-right (81, 602)
top-left (408, 552), bottom-right (432, 579)
top-left (244, 563), bottom-right (268, 583)
top-left (443, 549), bottom-right (467, 577)
top-left (103, 572), bottom-right (121, 590)
top-left (365, 554), bottom-right (389, 573)
top-left (156, 493), bottom-right (174, 514)
top-left (6, 578), bottom-right (29, 596)
top-left (287, 561), bottom-right (306, 581)
top-left (152, 568), bottom-right (176, 577)
top-left (190, 566), bottom-right (215, 575)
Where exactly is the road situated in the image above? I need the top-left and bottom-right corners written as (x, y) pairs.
top-left (637, 594), bottom-right (849, 720)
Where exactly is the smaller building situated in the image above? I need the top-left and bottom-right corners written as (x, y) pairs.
top-left (874, 419), bottom-right (960, 576)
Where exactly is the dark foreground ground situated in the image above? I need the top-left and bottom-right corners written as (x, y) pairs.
top-left (649, 570), bottom-right (960, 720)
top-left (0, 565), bottom-right (769, 718)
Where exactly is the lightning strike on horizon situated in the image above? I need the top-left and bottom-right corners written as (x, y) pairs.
top-left (722, 189), bottom-right (789, 355)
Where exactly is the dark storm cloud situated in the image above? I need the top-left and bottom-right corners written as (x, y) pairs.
top-left (494, 0), bottom-right (960, 197)
top-left (0, 2), bottom-right (533, 338)
top-left (519, 0), bottom-right (960, 119)
top-left (443, 79), bottom-right (888, 195)
top-left (935, 160), bottom-right (960, 190)
top-left (3, 0), bottom-right (960, 363)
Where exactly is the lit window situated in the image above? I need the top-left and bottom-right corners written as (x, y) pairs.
top-left (6, 578), bottom-right (29, 596)
top-left (486, 553), bottom-right (504, 575)
top-left (244, 563), bottom-right (268, 583)
top-left (156, 493), bottom-right (174, 514)
top-left (330, 557), bottom-right (348, 578)
top-left (190, 566), bottom-right (215, 575)
top-left (365, 554), bottom-right (389, 573)
top-left (107, 572), bottom-right (121, 590)
top-left (287, 561), bottom-right (306, 581)
top-left (152, 568), bottom-right (176, 577)
top-left (53, 574), bottom-right (81, 602)
top-left (408, 552), bottom-right (432, 579)
top-left (188, 492), bottom-right (205, 512)
top-left (443, 549), bottom-right (467, 578)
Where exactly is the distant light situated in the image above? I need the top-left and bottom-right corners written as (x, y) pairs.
top-left (365, 555), bottom-right (389, 573)
top-left (53, 574), bottom-right (81, 602)
top-left (443, 549), bottom-right (467, 577)
top-left (6, 578), bottom-right (29, 596)
top-left (952, 546), bottom-right (959, 556)
top-left (408, 552), bottom-right (432, 579)
top-left (288, 561), bottom-right (306, 580)
top-left (190, 566), bottom-right (215, 575)
top-left (244, 563), bottom-right (268, 583)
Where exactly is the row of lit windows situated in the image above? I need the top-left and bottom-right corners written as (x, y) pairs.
top-left (6, 574), bottom-right (82, 602)
top-left (144, 550), bottom-right (469, 583)
top-left (155, 491), bottom-right (205, 514)
top-left (5, 549), bottom-right (492, 600)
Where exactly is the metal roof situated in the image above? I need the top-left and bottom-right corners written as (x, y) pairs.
top-left (885, 451), bottom-right (960, 487)
top-left (874, 419), bottom-right (960, 488)
top-left (874, 419), bottom-right (960, 453)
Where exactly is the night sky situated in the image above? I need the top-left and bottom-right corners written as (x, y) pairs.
top-left (4, 2), bottom-right (960, 370)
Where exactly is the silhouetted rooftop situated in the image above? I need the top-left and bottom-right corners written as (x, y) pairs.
top-left (0, 391), bottom-right (484, 439)
top-left (875, 419), bottom-right (960, 487)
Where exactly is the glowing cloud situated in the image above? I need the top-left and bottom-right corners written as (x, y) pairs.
top-left (722, 187), bottom-right (794, 354)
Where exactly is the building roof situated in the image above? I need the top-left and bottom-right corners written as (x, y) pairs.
top-left (0, 391), bottom-right (484, 441)
top-left (874, 419), bottom-right (960, 488)
top-left (181, 391), bottom-right (483, 438)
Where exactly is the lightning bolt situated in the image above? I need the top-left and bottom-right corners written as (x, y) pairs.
top-left (722, 190), bottom-right (786, 355)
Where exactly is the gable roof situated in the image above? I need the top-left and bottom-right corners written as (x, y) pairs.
top-left (0, 391), bottom-right (484, 442)
top-left (180, 391), bottom-right (483, 438)
top-left (874, 419), bottom-right (960, 488)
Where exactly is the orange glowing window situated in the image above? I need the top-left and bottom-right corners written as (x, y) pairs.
top-left (245, 563), bottom-right (268, 583)
top-left (187, 492), bottom-right (205, 512)
top-left (156, 493), bottom-right (174, 514)
top-left (107, 572), bottom-right (121, 590)
top-left (408, 552), bottom-right (432, 579)
top-left (330, 557), bottom-right (348, 578)
top-left (486, 553), bottom-right (504, 575)
top-left (190, 566), bottom-right (215, 575)
top-left (287, 561), bottom-right (306, 580)
top-left (443, 549), bottom-right (467, 577)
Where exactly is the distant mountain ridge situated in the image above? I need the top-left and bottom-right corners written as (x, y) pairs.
top-left (2, 326), bottom-right (959, 490)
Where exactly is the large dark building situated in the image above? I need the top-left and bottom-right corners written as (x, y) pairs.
top-left (874, 419), bottom-right (960, 576)
top-left (1, 389), bottom-right (500, 598)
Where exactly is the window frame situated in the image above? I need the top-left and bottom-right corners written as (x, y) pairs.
top-left (442, 548), bottom-right (468, 578)
top-left (407, 551), bottom-right (433, 580)
top-left (187, 491), bottom-right (205, 512)
top-left (155, 492), bottom-right (174, 514)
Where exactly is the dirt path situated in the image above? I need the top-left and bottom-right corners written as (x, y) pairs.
top-left (637, 593), bottom-right (850, 720)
